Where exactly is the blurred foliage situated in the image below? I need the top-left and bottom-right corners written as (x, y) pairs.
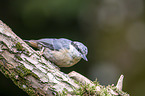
top-left (0, 0), bottom-right (145, 96)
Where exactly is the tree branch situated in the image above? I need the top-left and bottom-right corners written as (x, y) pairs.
top-left (0, 20), bottom-right (129, 96)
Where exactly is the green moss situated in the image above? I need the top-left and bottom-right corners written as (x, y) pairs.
top-left (11, 74), bottom-right (35, 95)
top-left (15, 64), bottom-right (39, 80)
top-left (12, 76), bottom-right (24, 88)
top-left (26, 51), bottom-right (30, 54)
top-left (72, 84), bottom-right (96, 95)
top-left (24, 86), bottom-right (36, 95)
top-left (10, 72), bottom-right (17, 78)
top-left (15, 55), bottom-right (23, 61)
top-left (15, 65), bottom-right (31, 77)
top-left (0, 65), bottom-right (10, 78)
top-left (57, 88), bottom-right (69, 96)
top-left (61, 90), bottom-right (67, 95)
top-left (75, 88), bottom-right (85, 95)
top-left (0, 65), bottom-right (36, 95)
top-left (15, 42), bottom-right (30, 55)
top-left (15, 42), bottom-right (24, 51)
top-left (93, 79), bottom-right (100, 86)
top-left (0, 56), bottom-right (4, 60)
top-left (83, 84), bottom-right (97, 95)
top-left (102, 89), bottom-right (109, 96)
top-left (11, 76), bottom-right (36, 96)
top-left (4, 71), bottom-right (10, 78)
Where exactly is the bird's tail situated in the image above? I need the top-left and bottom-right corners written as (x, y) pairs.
top-left (24, 40), bottom-right (38, 48)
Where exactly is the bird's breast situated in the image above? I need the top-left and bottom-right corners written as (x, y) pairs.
top-left (43, 48), bottom-right (82, 67)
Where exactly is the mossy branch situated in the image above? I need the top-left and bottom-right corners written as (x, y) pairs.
top-left (0, 20), bottom-right (129, 96)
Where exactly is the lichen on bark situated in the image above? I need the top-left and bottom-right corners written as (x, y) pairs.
top-left (0, 20), bottom-right (80, 95)
top-left (0, 20), bottom-right (129, 96)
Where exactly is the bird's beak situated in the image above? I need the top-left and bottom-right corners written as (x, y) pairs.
top-left (81, 54), bottom-right (88, 61)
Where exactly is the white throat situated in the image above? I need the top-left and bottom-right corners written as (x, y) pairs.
top-left (69, 44), bottom-right (81, 57)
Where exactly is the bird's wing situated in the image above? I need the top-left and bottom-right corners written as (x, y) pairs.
top-left (37, 38), bottom-right (55, 50)
top-left (37, 38), bottom-right (71, 51)
top-left (58, 38), bottom-right (71, 49)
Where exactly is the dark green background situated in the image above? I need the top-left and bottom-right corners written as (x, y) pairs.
top-left (0, 0), bottom-right (145, 96)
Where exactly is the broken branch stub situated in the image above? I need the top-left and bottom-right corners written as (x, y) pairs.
top-left (0, 20), bottom-right (129, 96)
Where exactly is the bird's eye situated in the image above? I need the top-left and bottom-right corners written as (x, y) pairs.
top-left (71, 42), bottom-right (82, 53)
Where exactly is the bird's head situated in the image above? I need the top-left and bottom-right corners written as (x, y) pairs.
top-left (71, 41), bottom-right (88, 61)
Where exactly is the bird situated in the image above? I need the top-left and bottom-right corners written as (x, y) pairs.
top-left (24, 38), bottom-right (88, 67)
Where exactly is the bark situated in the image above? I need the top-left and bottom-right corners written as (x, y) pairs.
top-left (0, 20), bottom-right (129, 96)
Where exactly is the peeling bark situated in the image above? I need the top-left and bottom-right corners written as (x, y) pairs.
top-left (0, 20), bottom-right (129, 96)
top-left (0, 20), bottom-right (80, 95)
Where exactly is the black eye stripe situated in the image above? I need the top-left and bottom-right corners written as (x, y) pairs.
top-left (71, 42), bottom-right (83, 54)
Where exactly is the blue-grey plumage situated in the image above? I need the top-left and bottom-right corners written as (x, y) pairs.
top-left (24, 38), bottom-right (88, 67)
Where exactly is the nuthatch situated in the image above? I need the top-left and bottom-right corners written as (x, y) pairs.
top-left (24, 38), bottom-right (88, 67)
